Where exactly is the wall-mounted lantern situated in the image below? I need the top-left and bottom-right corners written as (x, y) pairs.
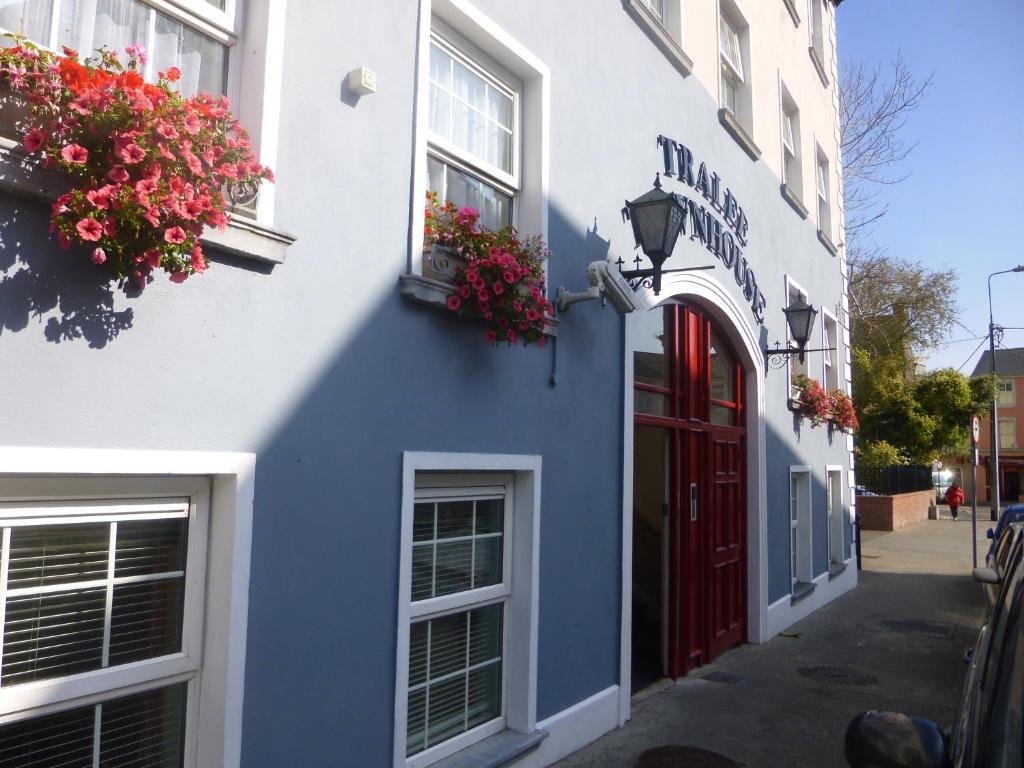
top-left (620, 174), bottom-right (713, 295)
top-left (765, 293), bottom-right (833, 367)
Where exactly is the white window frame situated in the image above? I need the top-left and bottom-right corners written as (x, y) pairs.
top-left (718, 10), bottom-right (743, 117)
top-left (779, 82), bottom-right (802, 199)
top-left (815, 144), bottom-right (832, 241)
top-left (997, 379), bottom-right (1017, 408)
top-left (821, 308), bottom-right (839, 392)
top-left (808, 0), bottom-right (824, 61)
top-left (0, 448), bottom-right (256, 768)
top-left (826, 466), bottom-right (844, 566)
top-left (789, 467), bottom-right (812, 589)
top-left (395, 452), bottom-right (540, 768)
top-left (999, 418), bottom-right (1018, 450)
top-left (410, 0), bottom-right (549, 277)
top-left (785, 275), bottom-right (810, 394)
top-left (717, 0), bottom-right (752, 135)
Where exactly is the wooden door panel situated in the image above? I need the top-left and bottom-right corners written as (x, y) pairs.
top-left (706, 430), bottom-right (745, 658)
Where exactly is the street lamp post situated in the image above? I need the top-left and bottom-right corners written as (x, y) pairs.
top-left (987, 266), bottom-right (1024, 521)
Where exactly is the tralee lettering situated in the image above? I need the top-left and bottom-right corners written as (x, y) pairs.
top-left (656, 135), bottom-right (766, 323)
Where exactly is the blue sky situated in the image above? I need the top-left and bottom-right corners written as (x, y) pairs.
top-left (837, 0), bottom-right (1024, 375)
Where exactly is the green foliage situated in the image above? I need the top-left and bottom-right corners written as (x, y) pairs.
top-left (855, 440), bottom-right (909, 466)
top-left (855, 367), bottom-right (993, 464)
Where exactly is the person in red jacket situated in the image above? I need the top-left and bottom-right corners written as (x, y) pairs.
top-left (945, 481), bottom-right (965, 521)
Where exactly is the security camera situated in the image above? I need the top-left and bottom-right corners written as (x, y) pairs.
top-left (557, 261), bottom-right (638, 314)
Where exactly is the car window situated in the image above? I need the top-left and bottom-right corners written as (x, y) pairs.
top-left (981, 571), bottom-right (1024, 766)
top-left (996, 527), bottom-right (1017, 573)
top-left (983, 534), bottom-right (1024, 692)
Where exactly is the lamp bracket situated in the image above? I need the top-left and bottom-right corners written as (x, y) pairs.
top-left (764, 343), bottom-right (836, 369)
top-left (618, 264), bottom-right (716, 292)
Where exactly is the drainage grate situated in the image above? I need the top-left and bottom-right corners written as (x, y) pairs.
top-left (880, 618), bottom-right (955, 638)
top-left (701, 670), bottom-right (748, 686)
top-left (637, 746), bottom-right (746, 768)
top-left (798, 666), bottom-right (878, 687)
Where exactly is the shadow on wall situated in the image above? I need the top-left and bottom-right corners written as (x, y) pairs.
top-left (0, 201), bottom-right (134, 348)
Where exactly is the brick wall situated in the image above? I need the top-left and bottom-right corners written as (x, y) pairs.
top-left (857, 490), bottom-right (934, 532)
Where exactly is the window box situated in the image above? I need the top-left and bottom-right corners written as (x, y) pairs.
top-left (781, 184), bottom-right (809, 219)
top-left (718, 108), bottom-right (761, 161)
top-left (423, 243), bottom-right (469, 283)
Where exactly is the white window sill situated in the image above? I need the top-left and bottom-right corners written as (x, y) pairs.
top-left (622, 0), bottom-right (694, 77)
top-left (717, 109), bottom-right (762, 161)
top-left (399, 273), bottom-right (561, 338)
top-left (428, 729), bottom-right (548, 768)
top-left (782, 0), bottom-right (801, 26)
top-left (781, 184), bottom-right (809, 219)
top-left (817, 229), bottom-right (838, 257)
top-left (808, 46), bottom-right (830, 87)
top-left (0, 138), bottom-right (294, 266)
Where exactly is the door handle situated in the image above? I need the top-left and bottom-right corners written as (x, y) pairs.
top-left (690, 482), bottom-right (698, 522)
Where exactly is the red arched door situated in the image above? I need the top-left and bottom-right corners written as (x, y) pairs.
top-left (632, 302), bottom-right (746, 685)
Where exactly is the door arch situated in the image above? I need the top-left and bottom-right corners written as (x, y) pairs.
top-left (631, 301), bottom-right (747, 684)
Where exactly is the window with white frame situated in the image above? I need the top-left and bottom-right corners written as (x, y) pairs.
top-left (808, 0), bottom-right (825, 67)
top-left (790, 474), bottom-right (799, 589)
top-left (404, 475), bottom-right (511, 763)
top-left (822, 312), bottom-right (839, 391)
top-left (780, 88), bottom-right (802, 198)
top-left (718, 11), bottom-right (743, 119)
top-left (790, 468), bottom-right (811, 589)
top-left (816, 149), bottom-right (832, 240)
top-left (641, 0), bottom-right (665, 23)
top-left (427, 29), bottom-right (518, 232)
top-left (787, 281), bottom-right (809, 389)
top-left (999, 418), bottom-right (1018, 450)
top-left (997, 379), bottom-right (1016, 408)
top-left (826, 467), bottom-right (843, 566)
top-left (0, 0), bottom-right (236, 97)
top-left (0, 483), bottom-right (208, 766)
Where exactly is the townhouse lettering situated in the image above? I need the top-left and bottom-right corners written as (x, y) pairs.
top-left (657, 134), bottom-right (767, 323)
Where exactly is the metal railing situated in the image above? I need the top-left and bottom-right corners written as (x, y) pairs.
top-left (856, 464), bottom-right (933, 496)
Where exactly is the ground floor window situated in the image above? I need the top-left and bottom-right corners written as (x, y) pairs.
top-left (789, 468), bottom-right (811, 591)
top-left (0, 479), bottom-right (209, 767)
top-left (396, 455), bottom-right (540, 768)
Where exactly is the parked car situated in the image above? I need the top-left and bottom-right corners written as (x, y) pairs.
top-left (854, 485), bottom-right (876, 497)
top-left (986, 503), bottom-right (1024, 560)
top-left (980, 522), bottom-right (1024, 612)
top-left (844, 526), bottom-right (1024, 767)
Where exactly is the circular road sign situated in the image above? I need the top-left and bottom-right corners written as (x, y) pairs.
top-left (972, 415), bottom-right (981, 445)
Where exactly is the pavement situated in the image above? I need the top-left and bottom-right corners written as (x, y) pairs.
top-left (553, 507), bottom-right (990, 768)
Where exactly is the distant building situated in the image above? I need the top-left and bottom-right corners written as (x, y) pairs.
top-left (973, 348), bottom-right (1024, 504)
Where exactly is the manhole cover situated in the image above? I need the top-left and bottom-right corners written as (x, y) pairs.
top-left (637, 746), bottom-right (745, 768)
top-left (701, 670), bottom-right (748, 686)
top-left (880, 618), bottom-right (955, 638)
top-left (798, 666), bottom-right (878, 686)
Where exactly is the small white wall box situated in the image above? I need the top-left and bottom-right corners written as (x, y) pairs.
top-left (347, 67), bottom-right (377, 95)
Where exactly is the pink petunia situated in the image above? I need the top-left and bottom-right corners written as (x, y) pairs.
top-left (86, 188), bottom-right (111, 209)
top-left (61, 144), bottom-right (88, 164)
top-left (503, 270), bottom-right (516, 284)
top-left (506, 329), bottom-right (518, 343)
top-left (75, 218), bottom-right (103, 241)
top-left (526, 308), bottom-right (540, 322)
top-left (182, 114), bottom-right (202, 135)
top-left (446, 295), bottom-right (461, 311)
top-left (22, 128), bottom-right (46, 153)
top-left (163, 226), bottom-right (187, 244)
top-left (102, 218), bottom-right (117, 237)
top-left (169, 271), bottom-right (189, 283)
top-left (116, 142), bottom-right (145, 164)
top-left (190, 245), bottom-right (207, 273)
top-left (146, 249), bottom-right (161, 269)
top-left (91, 247), bottom-right (106, 264)
top-left (492, 281), bottom-right (504, 296)
top-left (155, 123), bottom-right (179, 141)
top-left (135, 178), bottom-right (158, 195)
top-left (486, 330), bottom-right (497, 344)
top-left (107, 165), bottom-right (130, 184)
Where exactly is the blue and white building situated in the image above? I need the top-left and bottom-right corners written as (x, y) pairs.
top-left (0, 0), bottom-right (854, 766)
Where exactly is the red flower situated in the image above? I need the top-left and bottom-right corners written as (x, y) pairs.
top-left (60, 144), bottom-right (88, 164)
top-left (447, 294), bottom-right (462, 311)
top-left (23, 129), bottom-right (46, 153)
top-left (75, 218), bottom-right (103, 241)
top-left (163, 226), bottom-right (187, 244)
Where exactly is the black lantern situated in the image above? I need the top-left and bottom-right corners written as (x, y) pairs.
top-left (783, 293), bottom-right (818, 362)
top-left (621, 174), bottom-right (687, 295)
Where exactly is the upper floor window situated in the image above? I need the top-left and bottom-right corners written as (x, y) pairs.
top-left (641, 0), bottom-right (665, 23)
top-left (780, 88), bottom-right (802, 199)
top-left (822, 312), bottom-right (840, 391)
top-left (999, 418), bottom-right (1018, 450)
top-left (718, 12), bottom-right (743, 118)
top-left (427, 32), bottom-right (518, 232)
top-left (997, 379), bottom-right (1016, 408)
top-left (815, 149), bottom-right (832, 239)
top-left (808, 0), bottom-right (829, 85)
top-left (0, 0), bottom-right (234, 97)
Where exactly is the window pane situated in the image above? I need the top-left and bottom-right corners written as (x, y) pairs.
top-left (59, 0), bottom-right (150, 66)
top-left (409, 621), bottom-right (428, 687)
top-left (0, 0), bottom-right (52, 43)
top-left (719, 15), bottom-right (743, 81)
top-left (721, 73), bottom-right (737, 115)
top-left (710, 403), bottom-right (735, 426)
top-left (486, 122), bottom-right (512, 173)
top-left (475, 499), bottom-right (503, 535)
top-left (428, 611), bottom-right (467, 678)
top-left (413, 502), bottom-right (435, 542)
top-left (427, 675), bottom-right (467, 747)
top-left (709, 331), bottom-right (736, 403)
top-left (153, 13), bottom-right (227, 97)
top-left (452, 59), bottom-right (486, 112)
top-left (429, 43), bottom-right (452, 89)
top-left (2, 587), bottom-right (106, 685)
top-left (406, 688), bottom-right (427, 757)
top-left (99, 683), bottom-right (187, 767)
top-left (782, 112), bottom-right (795, 154)
top-left (631, 308), bottom-right (669, 388)
top-left (429, 83), bottom-right (452, 139)
top-left (473, 536), bottom-right (502, 588)
top-left (634, 390), bottom-right (668, 417)
top-left (7, 523), bottom-right (109, 590)
top-left (466, 663), bottom-right (501, 730)
top-left (487, 87), bottom-right (513, 130)
top-left (434, 540), bottom-right (472, 596)
top-left (437, 501), bottom-right (473, 539)
top-left (108, 579), bottom-right (184, 665)
top-left (411, 545), bottom-right (433, 601)
top-left (115, 519), bottom-right (186, 578)
top-left (468, 603), bottom-right (501, 665)
top-left (0, 695), bottom-right (95, 768)
top-left (452, 99), bottom-right (486, 160)
top-left (442, 162), bottom-right (512, 231)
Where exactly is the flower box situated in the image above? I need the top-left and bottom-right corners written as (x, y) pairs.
top-left (422, 243), bottom-right (467, 283)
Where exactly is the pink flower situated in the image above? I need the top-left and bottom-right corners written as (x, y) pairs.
top-left (503, 271), bottom-right (516, 284)
top-left (486, 330), bottom-right (497, 344)
top-left (61, 144), bottom-right (88, 164)
top-left (446, 295), bottom-right (462, 311)
top-left (459, 284), bottom-right (471, 299)
top-left (91, 247), bottom-right (106, 264)
top-left (135, 178), bottom-right (158, 195)
top-left (169, 271), bottom-right (189, 283)
top-left (146, 249), bottom-right (161, 268)
top-left (190, 245), bottom-right (207, 272)
top-left (76, 218), bottom-right (103, 241)
top-left (506, 329), bottom-right (518, 343)
top-left (526, 308), bottom-right (540, 322)
top-left (183, 114), bottom-right (202, 135)
top-left (116, 142), bottom-right (145, 164)
top-left (492, 281), bottom-right (504, 296)
top-left (22, 129), bottom-right (46, 153)
top-left (86, 188), bottom-right (110, 209)
top-left (477, 289), bottom-right (490, 302)
top-left (102, 218), bottom-right (117, 237)
top-left (155, 122), bottom-right (179, 141)
top-left (107, 165), bottom-right (130, 184)
top-left (163, 226), bottom-right (187, 244)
